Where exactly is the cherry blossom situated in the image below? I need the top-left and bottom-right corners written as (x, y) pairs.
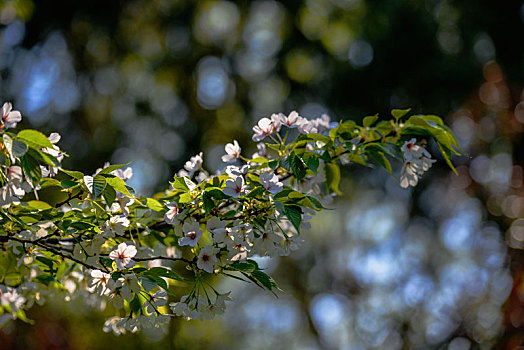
top-left (164, 202), bottom-right (180, 225)
top-left (180, 152), bottom-right (203, 177)
top-left (103, 215), bottom-right (130, 237)
top-left (223, 175), bottom-right (246, 198)
top-left (90, 270), bottom-right (112, 295)
top-left (197, 245), bottom-right (218, 273)
top-left (144, 290), bottom-right (167, 314)
top-left (178, 220), bottom-right (203, 247)
top-left (281, 110), bottom-right (306, 128)
top-left (221, 140), bottom-right (241, 163)
top-left (401, 138), bottom-right (432, 160)
top-left (1, 102), bottom-right (22, 129)
top-left (109, 243), bottom-right (137, 270)
top-left (260, 172), bottom-right (283, 194)
top-left (400, 161), bottom-right (420, 188)
top-left (252, 117), bottom-right (275, 142)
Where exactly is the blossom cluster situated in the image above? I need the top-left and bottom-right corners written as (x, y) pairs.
top-left (0, 103), bottom-right (460, 334)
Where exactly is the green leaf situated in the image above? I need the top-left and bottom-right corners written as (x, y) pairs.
top-left (31, 149), bottom-right (60, 167)
top-left (307, 195), bottom-right (325, 210)
top-left (26, 200), bottom-right (53, 210)
top-left (301, 153), bottom-right (320, 174)
top-left (144, 267), bottom-right (185, 281)
top-left (273, 187), bottom-right (293, 200)
top-left (391, 108), bottom-right (411, 120)
top-left (375, 121), bottom-right (395, 136)
top-left (284, 205), bottom-right (302, 234)
top-left (250, 270), bottom-right (278, 293)
top-left (2, 134), bottom-right (13, 164)
top-left (69, 221), bottom-right (98, 231)
top-left (15, 309), bottom-right (35, 325)
top-left (204, 187), bottom-right (228, 199)
top-left (363, 114), bottom-right (379, 127)
top-left (203, 192), bottom-right (215, 213)
top-left (20, 154), bottom-right (42, 183)
top-left (324, 163), bottom-right (341, 195)
top-left (365, 144), bottom-right (393, 175)
top-left (39, 178), bottom-right (61, 188)
top-left (36, 256), bottom-right (55, 271)
top-left (437, 142), bottom-right (458, 175)
top-left (421, 114), bottom-right (444, 126)
top-left (97, 162), bottom-right (131, 175)
top-left (129, 295), bottom-right (142, 314)
top-left (12, 140), bottom-right (28, 158)
top-left (320, 150), bottom-right (332, 162)
top-left (222, 210), bottom-right (236, 219)
top-left (247, 157), bottom-right (269, 164)
top-left (103, 185), bottom-right (117, 206)
top-left (247, 186), bottom-right (265, 198)
top-left (172, 176), bottom-right (190, 192)
top-left (17, 130), bottom-right (54, 148)
top-left (289, 153), bottom-right (306, 181)
top-left (230, 261), bottom-right (256, 273)
top-left (106, 176), bottom-right (134, 197)
top-left (60, 180), bottom-right (79, 189)
top-left (100, 257), bottom-right (113, 267)
top-left (179, 193), bottom-right (192, 203)
top-left (299, 133), bottom-right (332, 145)
top-left (61, 169), bottom-right (84, 179)
top-left (146, 198), bottom-right (164, 211)
top-left (143, 274), bottom-right (177, 296)
top-left (90, 176), bottom-right (107, 199)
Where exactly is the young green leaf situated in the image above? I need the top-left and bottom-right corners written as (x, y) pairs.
top-left (284, 205), bottom-right (302, 234)
top-left (391, 108), bottom-right (411, 120)
top-left (97, 162), bottom-right (131, 175)
top-left (324, 162), bottom-right (342, 195)
top-left (363, 114), bottom-right (379, 127)
top-left (12, 140), bottom-right (28, 158)
top-left (17, 130), bottom-right (54, 149)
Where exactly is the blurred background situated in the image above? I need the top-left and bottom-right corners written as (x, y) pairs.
top-left (0, 0), bottom-right (523, 348)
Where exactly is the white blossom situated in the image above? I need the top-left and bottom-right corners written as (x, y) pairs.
top-left (109, 243), bottom-right (137, 270)
top-left (251, 143), bottom-right (267, 158)
top-left (225, 164), bottom-right (250, 178)
top-left (401, 138), bottom-right (431, 161)
top-left (207, 217), bottom-right (227, 236)
top-left (400, 161), bottom-right (420, 188)
top-left (111, 166), bottom-right (133, 181)
top-left (281, 111), bottom-right (306, 128)
top-left (311, 113), bottom-right (331, 133)
top-left (164, 202), bottom-right (180, 225)
top-left (0, 166), bottom-right (30, 209)
top-left (103, 316), bottom-right (127, 335)
top-left (90, 270), bottom-right (112, 295)
top-left (221, 140), bottom-right (241, 163)
top-left (197, 245), bottom-right (218, 273)
top-left (399, 139), bottom-right (436, 188)
top-left (111, 196), bottom-right (134, 216)
top-left (1, 102), bottom-right (22, 129)
top-left (103, 215), bottom-right (130, 237)
top-left (178, 220), bottom-right (203, 247)
top-left (298, 120), bottom-right (318, 134)
top-left (223, 176), bottom-right (246, 198)
top-left (180, 152), bottom-right (203, 177)
top-left (144, 290), bottom-right (167, 314)
top-left (260, 172), bottom-right (283, 194)
top-left (116, 274), bottom-right (141, 301)
top-left (0, 286), bottom-right (26, 312)
top-left (252, 117), bottom-right (275, 142)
